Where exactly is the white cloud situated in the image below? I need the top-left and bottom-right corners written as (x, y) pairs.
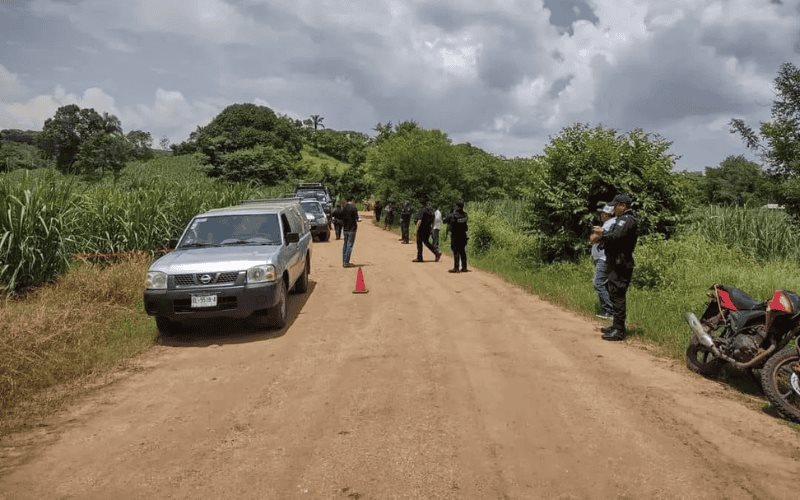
top-left (0, 65), bottom-right (22, 99)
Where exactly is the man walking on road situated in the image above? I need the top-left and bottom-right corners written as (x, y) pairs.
top-left (432, 206), bottom-right (443, 249)
top-left (591, 194), bottom-right (638, 341)
top-left (445, 201), bottom-right (469, 273)
top-left (591, 203), bottom-right (616, 320)
top-left (400, 202), bottom-right (412, 244)
top-left (341, 196), bottom-right (359, 268)
top-left (383, 202), bottom-right (394, 230)
top-left (374, 200), bottom-right (383, 223)
top-left (412, 197), bottom-right (441, 263)
top-left (331, 202), bottom-right (344, 240)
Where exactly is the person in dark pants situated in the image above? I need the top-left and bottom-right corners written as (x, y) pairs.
top-left (331, 202), bottom-right (344, 240)
top-left (383, 202), bottom-right (394, 230)
top-left (400, 202), bottom-right (412, 244)
top-left (445, 201), bottom-right (469, 272)
top-left (374, 200), bottom-right (383, 223)
top-left (591, 194), bottom-right (638, 341)
top-left (412, 197), bottom-right (441, 263)
top-left (341, 196), bottom-right (359, 267)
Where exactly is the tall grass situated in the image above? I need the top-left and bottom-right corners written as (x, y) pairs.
top-left (0, 156), bottom-right (291, 294)
top-left (686, 205), bottom-right (800, 261)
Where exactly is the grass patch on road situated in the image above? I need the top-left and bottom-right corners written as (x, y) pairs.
top-left (0, 255), bottom-right (156, 435)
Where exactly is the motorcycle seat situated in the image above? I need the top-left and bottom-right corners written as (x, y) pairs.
top-left (719, 286), bottom-right (763, 311)
top-left (730, 309), bottom-right (766, 332)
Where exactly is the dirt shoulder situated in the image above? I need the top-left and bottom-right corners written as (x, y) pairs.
top-left (1, 216), bottom-right (798, 499)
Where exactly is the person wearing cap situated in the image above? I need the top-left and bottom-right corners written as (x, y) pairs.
top-left (591, 203), bottom-right (617, 320)
top-left (444, 201), bottom-right (469, 273)
top-left (591, 194), bottom-right (638, 341)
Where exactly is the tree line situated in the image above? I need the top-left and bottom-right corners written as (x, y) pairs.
top-left (1, 62), bottom-right (797, 261)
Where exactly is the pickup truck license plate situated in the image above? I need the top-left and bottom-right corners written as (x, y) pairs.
top-left (191, 295), bottom-right (217, 308)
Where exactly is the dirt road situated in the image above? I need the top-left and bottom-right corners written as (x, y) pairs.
top-left (2, 217), bottom-right (799, 499)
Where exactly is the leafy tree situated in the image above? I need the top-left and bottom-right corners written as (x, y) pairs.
top-left (40, 105), bottom-right (110, 173)
top-left (703, 155), bottom-right (778, 206)
top-left (73, 132), bottom-right (132, 181)
top-left (216, 145), bottom-right (293, 185)
top-left (731, 62), bottom-right (800, 214)
top-left (185, 104), bottom-right (303, 176)
top-left (314, 129), bottom-right (370, 165)
top-left (534, 124), bottom-right (685, 261)
top-left (0, 129), bottom-right (41, 146)
top-left (0, 141), bottom-right (51, 171)
top-left (336, 163), bottom-right (371, 202)
top-left (126, 130), bottom-right (154, 160)
top-left (159, 136), bottom-right (170, 150)
top-left (366, 122), bottom-right (463, 209)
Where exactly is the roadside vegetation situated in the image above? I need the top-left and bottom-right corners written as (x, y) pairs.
top-left (0, 61), bottom-right (798, 430)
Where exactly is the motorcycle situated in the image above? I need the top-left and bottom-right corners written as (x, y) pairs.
top-left (685, 285), bottom-right (800, 422)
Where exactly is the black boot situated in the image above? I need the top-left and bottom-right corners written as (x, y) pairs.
top-left (601, 329), bottom-right (625, 341)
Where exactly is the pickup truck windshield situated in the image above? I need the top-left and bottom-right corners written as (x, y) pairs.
top-left (179, 213), bottom-right (282, 247)
top-left (300, 202), bottom-right (324, 216)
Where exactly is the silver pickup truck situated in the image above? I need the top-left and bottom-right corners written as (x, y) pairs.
top-left (143, 199), bottom-right (312, 335)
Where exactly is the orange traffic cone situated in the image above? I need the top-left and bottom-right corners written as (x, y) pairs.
top-left (353, 267), bottom-right (369, 294)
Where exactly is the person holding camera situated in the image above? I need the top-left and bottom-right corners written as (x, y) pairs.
top-left (591, 203), bottom-right (616, 320)
top-left (591, 194), bottom-right (638, 341)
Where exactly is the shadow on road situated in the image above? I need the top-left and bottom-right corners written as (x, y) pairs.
top-left (158, 281), bottom-right (316, 348)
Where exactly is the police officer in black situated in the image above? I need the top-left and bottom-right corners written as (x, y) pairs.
top-left (444, 201), bottom-right (469, 273)
top-left (592, 194), bottom-right (638, 341)
top-left (399, 201), bottom-right (412, 244)
top-left (331, 202), bottom-right (344, 240)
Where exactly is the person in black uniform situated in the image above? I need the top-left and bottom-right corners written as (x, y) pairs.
top-left (591, 194), bottom-right (638, 341)
top-left (412, 197), bottom-right (442, 263)
top-left (374, 200), bottom-right (383, 223)
top-left (399, 201), bottom-right (412, 244)
top-left (444, 201), bottom-right (469, 273)
top-left (331, 202), bottom-right (344, 240)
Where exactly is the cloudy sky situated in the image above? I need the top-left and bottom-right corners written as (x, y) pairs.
top-left (1, 0), bottom-right (799, 170)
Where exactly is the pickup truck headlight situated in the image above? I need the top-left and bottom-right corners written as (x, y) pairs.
top-left (145, 271), bottom-right (168, 290)
top-left (247, 264), bottom-right (277, 283)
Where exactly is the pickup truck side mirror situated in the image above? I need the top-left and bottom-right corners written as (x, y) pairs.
top-left (285, 232), bottom-right (300, 244)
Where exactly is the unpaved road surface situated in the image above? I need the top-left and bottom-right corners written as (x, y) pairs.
top-left (2, 217), bottom-right (799, 499)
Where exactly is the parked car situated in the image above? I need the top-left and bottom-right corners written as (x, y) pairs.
top-left (299, 199), bottom-right (331, 242)
top-left (295, 182), bottom-right (332, 217)
top-left (143, 199), bottom-right (312, 335)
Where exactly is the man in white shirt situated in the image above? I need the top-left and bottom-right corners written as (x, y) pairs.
top-left (432, 207), bottom-right (443, 250)
top-left (591, 204), bottom-right (616, 320)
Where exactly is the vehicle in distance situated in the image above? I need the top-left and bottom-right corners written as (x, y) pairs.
top-left (299, 199), bottom-right (331, 242)
top-left (294, 182), bottom-right (332, 216)
top-left (144, 200), bottom-right (312, 335)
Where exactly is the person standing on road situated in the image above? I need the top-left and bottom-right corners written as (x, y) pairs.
top-left (591, 194), bottom-right (638, 341)
top-left (432, 206), bottom-right (443, 249)
top-left (374, 200), bottom-right (383, 223)
top-left (341, 196), bottom-right (359, 268)
top-left (445, 201), bottom-right (469, 273)
top-left (331, 202), bottom-right (344, 240)
top-left (383, 202), bottom-right (394, 230)
top-left (400, 202), bottom-right (412, 244)
top-left (591, 203), bottom-right (616, 320)
top-left (412, 197), bottom-right (442, 263)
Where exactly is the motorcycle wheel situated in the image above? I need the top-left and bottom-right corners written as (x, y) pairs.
top-left (685, 335), bottom-right (724, 378)
top-left (761, 348), bottom-right (800, 423)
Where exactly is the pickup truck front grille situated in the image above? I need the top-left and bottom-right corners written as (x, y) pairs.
top-left (173, 272), bottom-right (242, 287)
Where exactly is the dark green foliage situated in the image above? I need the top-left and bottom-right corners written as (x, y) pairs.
top-left (534, 124), bottom-right (685, 261)
top-left (336, 163), bottom-right (371, 202)
top-left (126, 130), bottom-right (154, 160)
top-left (731, 62), bottom-right (800, 215)
top-left (183, 103), bottom-right (304, 184)
top-left (313, 129), bottom-right (370, 166)
top-left (366, 122), bottom-right (462, 209)
top-left (0, 141), bottom-right (51, 171)
top-left (702, 155), bottom-right (779, 206)
top-left (74, 133), bottom-right (132, 181)
top-left (217, 145), bottom-right (293, 185)
top-left (0, 129), bottom-right (41, 145)
top-left (40, 105), bottom-right (108, 173)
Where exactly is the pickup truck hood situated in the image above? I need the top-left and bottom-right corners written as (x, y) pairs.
top-left (149, 246), bottom-right (279, 274)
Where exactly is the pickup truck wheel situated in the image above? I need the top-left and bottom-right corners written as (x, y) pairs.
top-left (293, 258), bottom-right (309, 294)
top-left (156, 316), bottom-right (182, 337)
top-left (265, 280), bottom-right (288, 329)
